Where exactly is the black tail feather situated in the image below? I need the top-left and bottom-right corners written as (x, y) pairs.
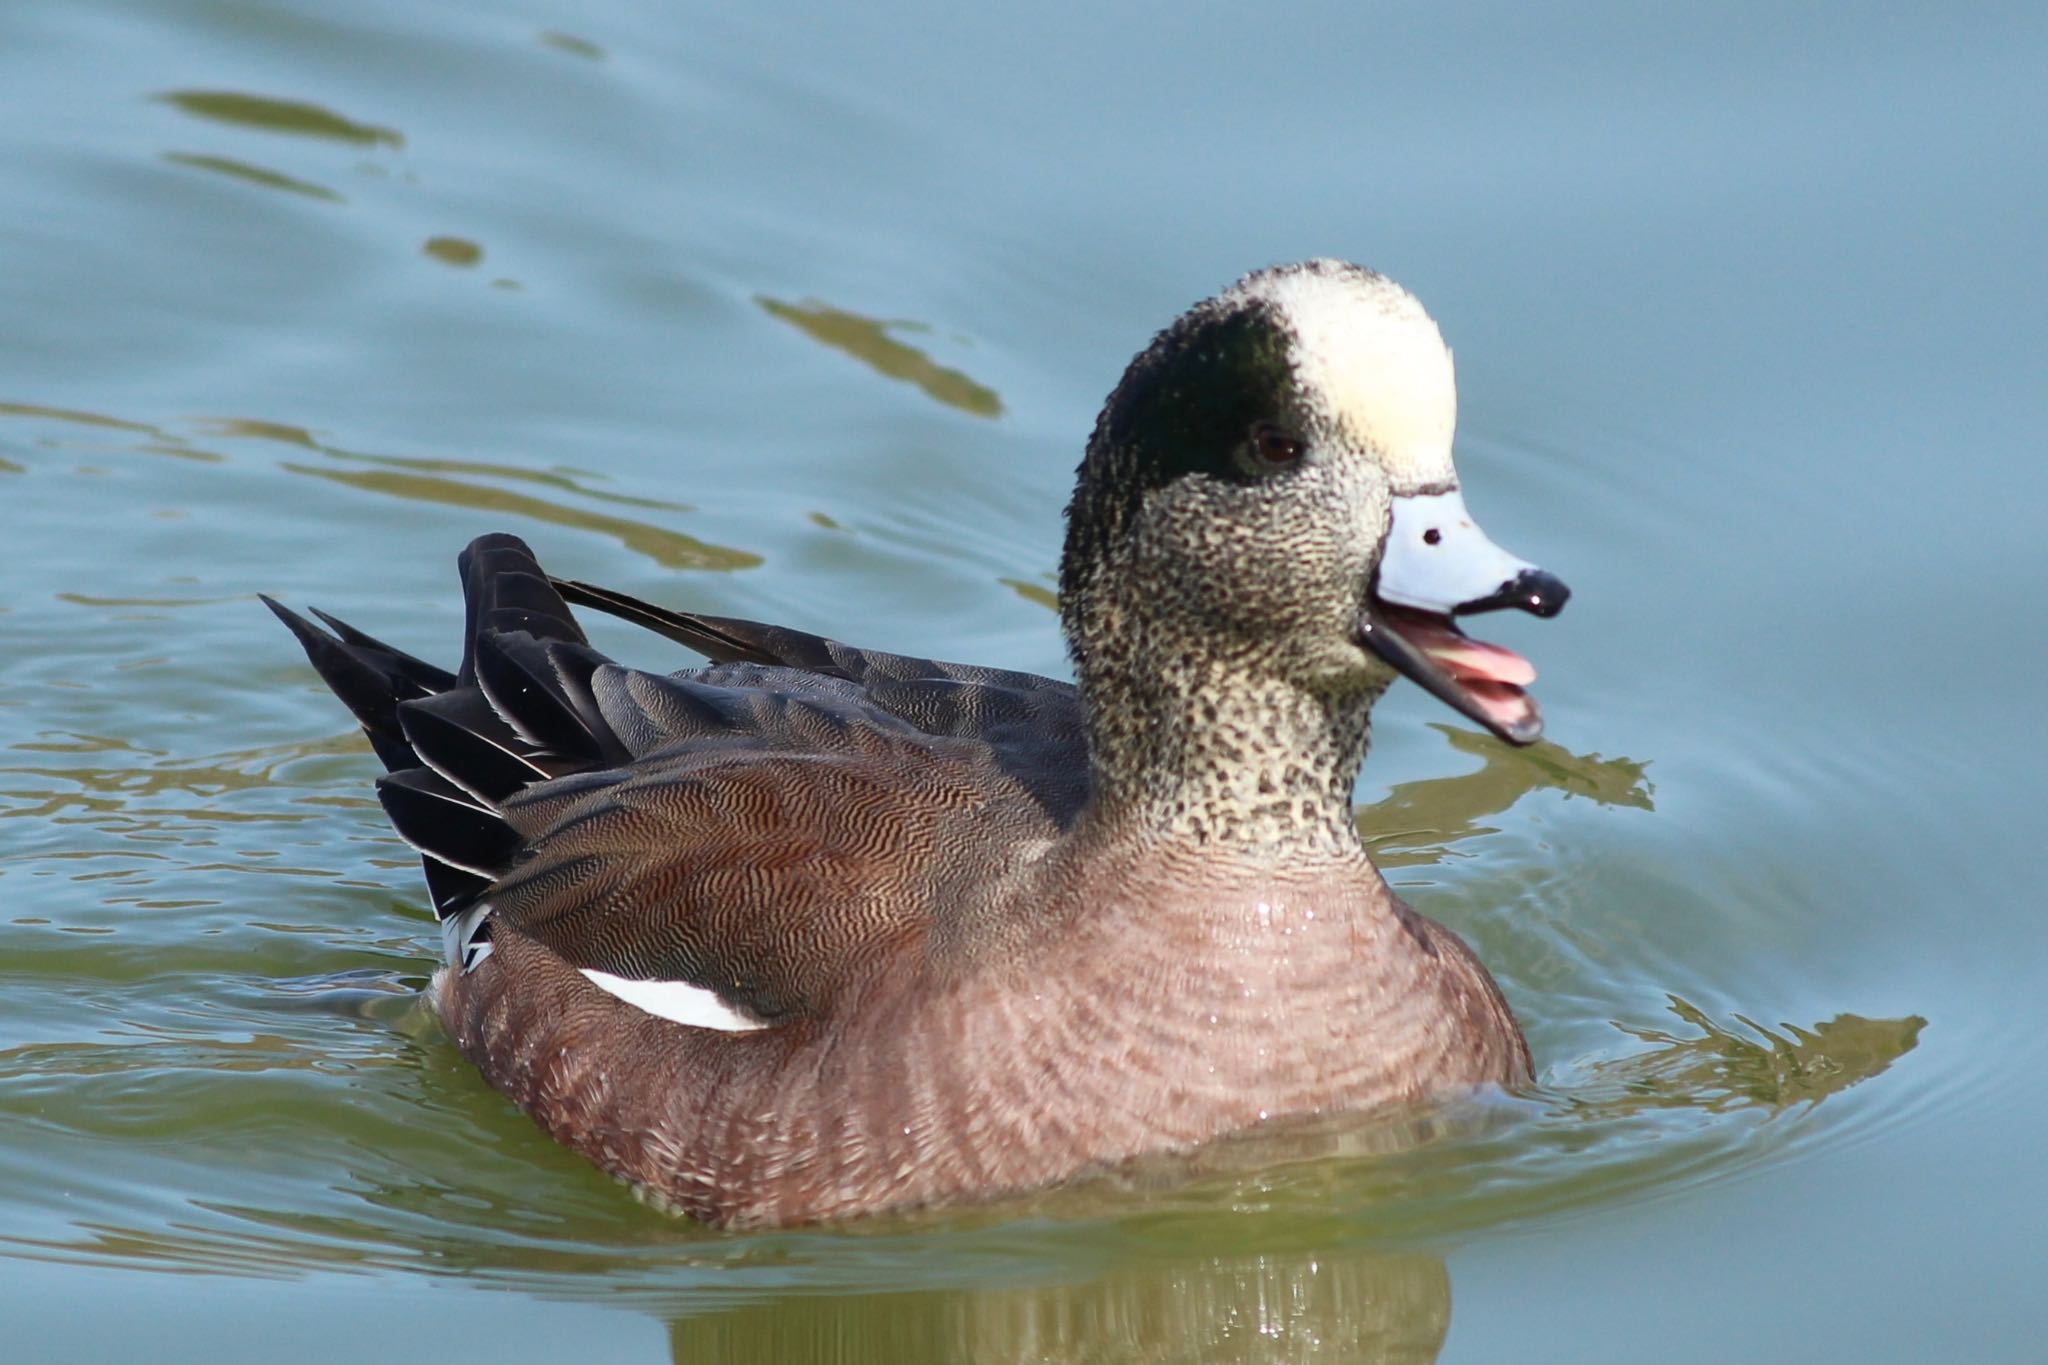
top-left (262, 595), bottom-right (424, 772)
top-left (397, 689), bottom-right (556, 803)
top-left (307, 607), bottom-right (457, 693)
top-left (377, 768), bottom-right (525, 879)
top-left (269, 534), bottom-right (639, 924)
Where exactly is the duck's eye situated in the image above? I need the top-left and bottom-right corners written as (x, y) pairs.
top-left (1248, 423), bottom-right (1306, 470)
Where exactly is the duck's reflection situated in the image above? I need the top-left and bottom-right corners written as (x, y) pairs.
top-left (1579, 999), bottom-right (1926, 1114)
top-left (1361, 726), bottom-right (1654, 868)
top-left (660, 1246), bottom-right (1450, 1365)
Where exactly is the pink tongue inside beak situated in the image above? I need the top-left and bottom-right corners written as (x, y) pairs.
top-left (1390, 611), bottom-right (1543, 735)
top-left (1394, 615), bottom-right (1537, 687)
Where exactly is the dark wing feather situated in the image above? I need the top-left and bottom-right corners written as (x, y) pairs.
top-left (556, 574), bottom-right (1073, 694)
top-left (458, 535), bottom-right (589, 678)
top-left (555, 576), bottom-right (1089, 825)
top-left (488, 734), bottom-right (1049, 1023)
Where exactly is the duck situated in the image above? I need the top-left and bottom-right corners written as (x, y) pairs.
top-left (265, 259), bottom-right (1570, 1227)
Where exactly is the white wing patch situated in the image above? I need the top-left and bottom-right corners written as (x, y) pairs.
top-left (578, 968), bottom-right (770, 1032)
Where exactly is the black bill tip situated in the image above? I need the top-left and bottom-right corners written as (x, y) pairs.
top-left (1454, 567), bottom-right (1570, 619)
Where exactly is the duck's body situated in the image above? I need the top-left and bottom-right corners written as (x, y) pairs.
top-left (269, 260), bottom-right (1567, 1226)
top-left (447, 795), bottom-right (1525, 1225)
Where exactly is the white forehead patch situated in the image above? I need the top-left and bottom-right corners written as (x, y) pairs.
top-left (1227, 263), bottom-right (1459, 489)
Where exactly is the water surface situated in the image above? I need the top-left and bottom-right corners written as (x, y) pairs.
top-left (3, 2), bottom-right (2044, 1361)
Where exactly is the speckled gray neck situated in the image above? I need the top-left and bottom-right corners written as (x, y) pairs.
top-left (1062, 468), bottom-right (1388, 858)
top-left (1075, 645), bottom-right (1380, 857)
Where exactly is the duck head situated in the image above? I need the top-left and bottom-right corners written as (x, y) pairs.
top-left (1061, 259), bottom-right (1567, 746)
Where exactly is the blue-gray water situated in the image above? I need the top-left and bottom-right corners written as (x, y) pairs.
top-left (3, 2), bottom-right (2043, 1360)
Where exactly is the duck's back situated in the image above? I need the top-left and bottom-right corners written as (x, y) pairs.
top-left (268, 535), bottom-right (1089, 1023)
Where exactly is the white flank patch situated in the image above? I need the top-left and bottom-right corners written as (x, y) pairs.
top-left (579, 967), bottom-right (769, 1032)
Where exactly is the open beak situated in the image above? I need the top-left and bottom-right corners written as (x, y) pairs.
top-left (1358, 488), bottom-right (1569, 745)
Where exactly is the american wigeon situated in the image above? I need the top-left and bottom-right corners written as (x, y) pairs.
top-left (267, 260), bottom-right (1569, 1226)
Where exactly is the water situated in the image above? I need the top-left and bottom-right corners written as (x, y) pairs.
top-left (3, 1), bottom-right (2043, 1360)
